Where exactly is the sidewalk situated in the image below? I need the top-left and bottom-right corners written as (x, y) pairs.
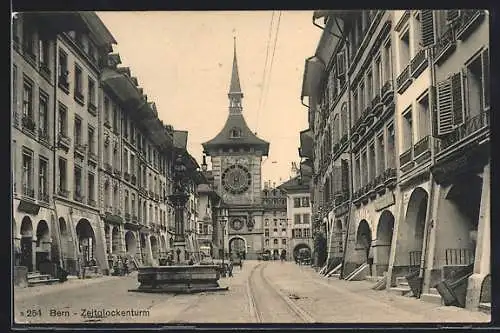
top-left (14, 272), bottom-right (138, 301)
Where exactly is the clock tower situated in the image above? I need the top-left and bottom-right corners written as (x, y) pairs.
top-left (202, 38), bottom-right (269, 260)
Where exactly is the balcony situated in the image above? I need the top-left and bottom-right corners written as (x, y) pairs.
top-left (455, 10), bottom-right (485, 41)
top-left (413, 135), bottom-right (431, 160)
top-left (39, 62), bottom-right (51, 81)
top-left (155, 194), bottom-right (159, 201)
top-left (383, 168), bottom-right (397, 189)
top-left (439, 110), bottom-right (490, 152)
top-left (22, 47), bottom-right (36, 67)
top-left (38, 128), bottom-right (49, 144)
top-left (115, 209), bottom-right (122, 216)
top-left (58, 188), bottom-right (69, 198)
top-left (74, 144), bottom-right (86, 157)
top-left (410, 49), bottom-right (427, 79)
top-left (434, 28), bottom-right (456, 65)
top-left (124, 172), bottom-right (131, 182)
top-left (22, 116), bottom-right (36, 135)
top-left (104, 163), bottom-right (113, 173)
top-left (396, 65), bottom-right (412, 94)
top-left (149, 190), bottom-right (154, 198)
top-left (58, 73), bottom-right (70, 93)
top-left (23, 186), bottom-right (35, 199)
top-left (57, 134), bottom-right (71, 150)
top-left (74, 90), bottom-right (85, 106)
top-left (333, 191), bottom-right (348, 207)
top-left (88, 102), bottom-right (97, 116)
top-left (74, 193), bottom-right (84, 203)
top-left (381, 80), bottom-right (394, 104)
top-left (399, 147), bottom-right (413, 169)
top-left (132, 215), bottom-right (138, 223)
top-left (88, 151), bottom-right (98, 164)
top-left (114, 168), bottom-right (121, 177)
top-left (88, 199), bottom-right (96, 207)
top-left (38, 191), bottom-right (49, 203)
top-left (104, 120), bottom-right (112, 129)
top-left (371, 94), bottom-right (383, 117)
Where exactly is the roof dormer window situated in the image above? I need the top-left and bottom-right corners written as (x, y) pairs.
top-left (230, 127), bottom-right (242, 138)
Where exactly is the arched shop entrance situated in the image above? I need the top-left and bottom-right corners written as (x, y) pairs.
top-left (35, 220), bottom-right (50, 271)
top-left (229, 237), bottom-right (246, 258)
top-left (75, 219), bottom-right (96, 266)
top-left (375, 211), bottom-right (395, 276)
top-left (125, 231), bottom-right (137, 257)
top-left (20, 216), bottom-right (34, 272)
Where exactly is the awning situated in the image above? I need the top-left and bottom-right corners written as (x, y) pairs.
top-left (301, 56), bottom-right (326, 101)
top-left (101, 68), bottom-right (142, 108)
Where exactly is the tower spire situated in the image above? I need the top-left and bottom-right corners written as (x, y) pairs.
top-left (228, 35), bottom-right (243, 114)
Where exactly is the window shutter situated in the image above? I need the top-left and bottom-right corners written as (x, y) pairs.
top-left (341, 159), bottom-right (349, 193)
top-left (436, 77), bottom-right (454, 136)
top-left (420, 10), bottom-right (435, 48)
top-left (482, 48), bottom-right (490, 111)
top-left (334, 166), bottom-right (342, 194)
top-left (451, 72), bottom-right (465, 126)
top-left (336, 50), bottom-right (346, 78)
top-left (430, 85), bottom-right (439, 137)
top-left (446, 10), bottom-right (460, 22)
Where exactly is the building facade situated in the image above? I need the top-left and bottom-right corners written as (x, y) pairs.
top-left (279, 176), bottom-right (314, 262)
top-left (12, 12), bottom-right (202, 278)
top-left (300, 10), bottom-right (490, 311)
top-left (261, 185), bottom-right (288, 259)
top-left (202, 40), bottom-right (269, 260)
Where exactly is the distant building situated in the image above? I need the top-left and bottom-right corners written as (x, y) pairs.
top-left (261, 186), bottom-right (288, 260)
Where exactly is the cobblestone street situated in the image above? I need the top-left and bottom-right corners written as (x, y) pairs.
top-left (14, 261), bottom-right (490, 324)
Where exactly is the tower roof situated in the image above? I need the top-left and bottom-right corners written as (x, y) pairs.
top-left (229, 37), bottom-right (243, 96)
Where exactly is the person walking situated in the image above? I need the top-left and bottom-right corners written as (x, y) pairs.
top-left (123, 257), bottom-right (130, 276)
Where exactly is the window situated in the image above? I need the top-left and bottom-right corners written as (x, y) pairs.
top-left (265, 229), bottom-right (269, 237)
top-left (113, 186), bottom-right (119, 211)
top-left (104, 182), bottom-right (109, 209)
top-left (296, 229), bottom-right (303, 238)
top-left (352, 91), bottom-right (359, 122)
top-left (38, 92), bottom-right (48, 139)
top-left (273, 228), bottom-right (278, 236)
top-left (369, 143), bottom-right (376, 181)
top-left (74, 117), bottom-right (82, 146)
top-left (22, 149), bottom-right (33, 196)
top-left (304, 228), bottom-right (311, 238)
top-left (301, 197), bottom-right (310, 207)
top-left (22, 80), bottom-right (33, 119)
top-left (294, 214), bottom-right (301, 224)
top-left (386, 123), bottom-right (396, 168)
top-left (124, 190), bottom-right (129, 214)
top-left (123, 116), bottom-right (128, 138)
top-left (366, 70), bottom-right (373, 103)
top-left (88, 126), bottom-right (95, 154)
top-left (341, 103), bottom-right (348, 137)
top-left (113, 144), bottom-right (118, 168)
top-left (282, 239), bottom-right (287, 245)
top-left (417, 93), bottom-right (430, 139)
top-left (302, 213), bottom-right (310, 224)
top-left (265, 239), bottom-right (269, 247)
top-left (74, 166), bottom-right (82, 199)
top-left (355, 155), bottom-right (361, 190)
top-left (58, 158), bottom-right (67, 193)
top-left (293, 197), bottom-right (302, 208)
top-left (281, 228), bottom-right (286, 236)
top-left (88, 173), bottom-right (95, 203)
top-left (374, 56), bottom-right (382, 96)
top-left (383, 41), bottom-right (392, 83)
top-left (402, 108), bottom-right (413, 150)
top-left (130, 154), bottom-right (136, 174)
top-left (273, 239), bottom-right (278, 245)
top-left (123, 149), bottom-right (129, 173)
top-left (38, 157), bottom-right (48, 200)
top-left (413, 14), bottom-right (422, 54)
top-left (465, 52), bottom-right (488, 118)
top-left (22, 20), bottom-right (34, 55)
top-left (12, 65), bottom-right (17, 119)
top-left (58, 49), bottom-right (68, 82)
top-left (74, 64), bottom-right (83, 97)
top-left (399, 29), bottom-right (411, 69)
top-left (264, 218), bottom-right (269, 227)
top-left (361, 150), bottom-right (368, 186)
top-left (376, 133), bottom-right (385, 175)
top-left (273, 219), bottom-right (278, 227)
top-left (88, 77), bottom-right (96, 106)
top-left (104, 97), bottom-right (110, 122)
top-left (113, 105), bottom-right (119, 132)
top-left (39, 39), bottom-right (49, 67)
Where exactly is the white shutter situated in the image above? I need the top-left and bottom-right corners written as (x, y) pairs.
top-left (420, 10), bottom-right (436, 48)
top-left (452, 72), bottom-right (465, 126)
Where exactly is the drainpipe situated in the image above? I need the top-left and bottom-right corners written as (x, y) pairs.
top-left (418, 43), bottom-right (437, 290)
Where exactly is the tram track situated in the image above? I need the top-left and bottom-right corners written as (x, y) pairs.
top-left (246, 262), bottom-right (315, 323)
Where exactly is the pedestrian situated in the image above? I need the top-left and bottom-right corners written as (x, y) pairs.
top-left (117, 256), bottom-right (123, 276)
top-left (123, 257), bottom-right (130, 276)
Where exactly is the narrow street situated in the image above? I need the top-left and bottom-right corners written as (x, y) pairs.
top-left (14, 261), bottom-right (490, 324)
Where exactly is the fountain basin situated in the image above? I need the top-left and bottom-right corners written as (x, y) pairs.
top-left (129, 265), bottom-right (228, 294)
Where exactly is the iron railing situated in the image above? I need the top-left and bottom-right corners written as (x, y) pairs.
top-left (410, 49), bottom-right (427, 78)
top-left (440, 110), bottom-right (490, 150)
top-left (399, 147), bottom-right (413, 166)
top-left (445, 248), bottom-right (474, 266)
top-left (434, 27), bottom-right (455, 61)
top-left (396, 65), bottom-right (411, 93)
top-left (414, 135), bottom-right (430, 157)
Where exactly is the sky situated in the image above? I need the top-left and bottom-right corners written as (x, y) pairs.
top-left (97, 11), bottom-right (321, 186)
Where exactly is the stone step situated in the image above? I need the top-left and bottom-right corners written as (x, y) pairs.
top-left (365, 275), bottom-right (383, 282)
top-left (398, 281), bottom-right (409, 287)
top-left (420, 291), bottom-right (443, 305)
top-left (28, 278), bottom-right (60, 286)
top-left (428, 287), bottom-right (440, 295)
top-left (28, 273), bottom-right (52, 281)
top-left (395, 276), bottom-right (407, 285)
top-left (329, 273), bottom-right (340, 279)
top-left (389, 286), bottom-right (412, 296)
top-left (479, 302), bottom-right (491, 314)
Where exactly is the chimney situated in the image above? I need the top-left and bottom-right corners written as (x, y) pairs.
top-left (202, 155), bottom-right (207, 172)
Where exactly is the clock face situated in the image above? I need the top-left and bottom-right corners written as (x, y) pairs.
top-left (222, 164), bottom-right (252, 194)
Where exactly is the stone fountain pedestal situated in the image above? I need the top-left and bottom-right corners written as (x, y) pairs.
top-left (128, 264), bottom-right (228, 294)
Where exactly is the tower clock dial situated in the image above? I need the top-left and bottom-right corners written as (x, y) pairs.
top-left (222, 164), bottom-right (252, 194)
